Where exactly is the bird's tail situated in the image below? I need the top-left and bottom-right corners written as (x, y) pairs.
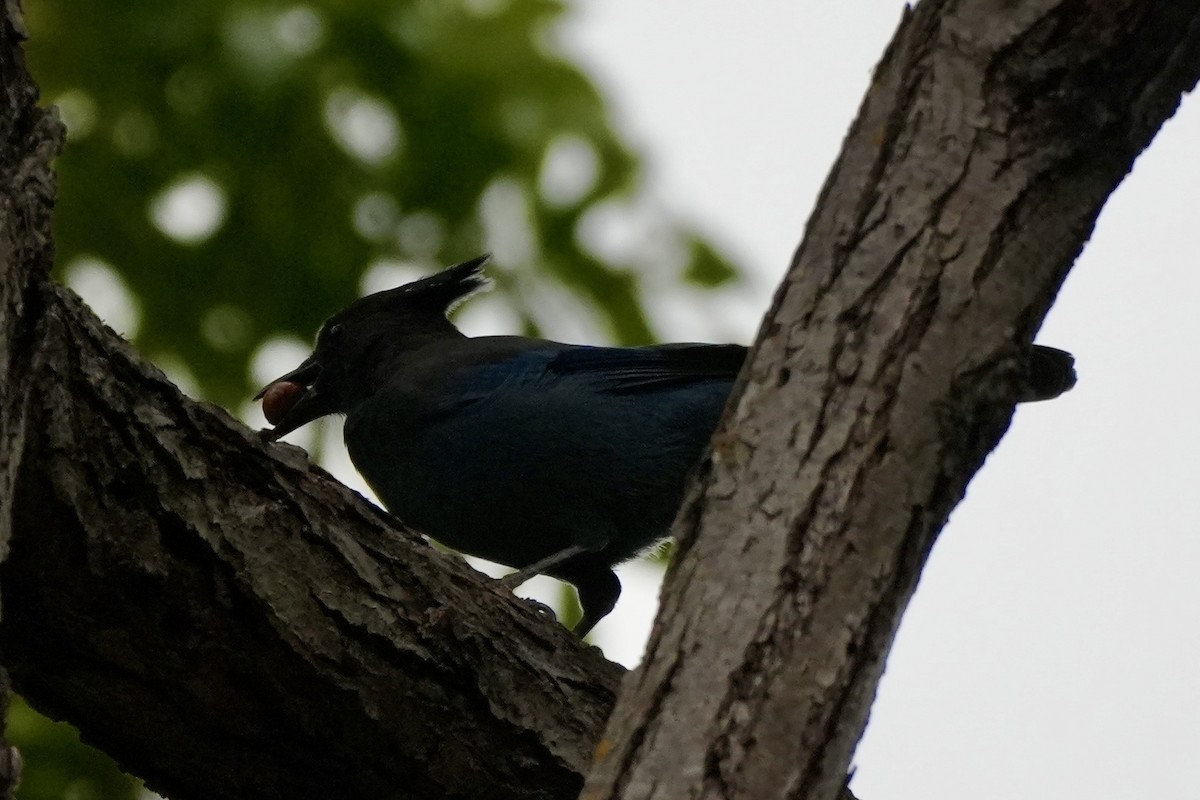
top-left (1022, 345), bottom-right (1077, 402)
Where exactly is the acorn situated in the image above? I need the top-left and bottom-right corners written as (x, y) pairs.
top-left (262, 381), bottom-right (306, 425)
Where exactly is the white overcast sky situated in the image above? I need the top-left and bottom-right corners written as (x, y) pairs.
top-left (552, 2), bottom-right (1200, 800)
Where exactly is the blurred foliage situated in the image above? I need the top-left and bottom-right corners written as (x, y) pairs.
top-left (19, 0), bottom-right (742, 793)
top-left (27, 0), bottom-right (739, 408)
top-left (9, 697), bottom-right (143, 800)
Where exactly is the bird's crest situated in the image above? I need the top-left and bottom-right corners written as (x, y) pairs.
top-left (314, 256), bottom-right (493, 345)
top-left (393, 254), bottom-right (493, 315)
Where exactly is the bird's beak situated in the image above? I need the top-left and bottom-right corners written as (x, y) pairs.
top-left (255, 356), bottom-right (333, 441)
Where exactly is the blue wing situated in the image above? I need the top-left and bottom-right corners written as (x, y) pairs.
top-left (446, 343), bottom-right (744, 401)
top-left (546, 343), bottom-right (745, 393)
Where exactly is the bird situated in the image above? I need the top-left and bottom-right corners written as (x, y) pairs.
top-left (257, 255), bottom-right (1076, 636)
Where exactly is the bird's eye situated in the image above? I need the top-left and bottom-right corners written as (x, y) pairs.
top-left (326, 323), bottom-right (344, 339)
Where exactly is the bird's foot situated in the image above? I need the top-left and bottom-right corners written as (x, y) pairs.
top-left (496, 574), bottom-right (558, 620)
top-left (522, 597), bottom-right (558, 621)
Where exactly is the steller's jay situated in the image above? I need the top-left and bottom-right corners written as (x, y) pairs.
top-left (257, 256), bottom-right (1076, 636)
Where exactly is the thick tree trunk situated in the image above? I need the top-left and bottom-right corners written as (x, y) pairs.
top-left (583, 2), bottom-right (1200, 799)
top-left (0, 2), bottom-right (1197, 800)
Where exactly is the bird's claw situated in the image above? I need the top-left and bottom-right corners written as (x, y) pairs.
top-left (522, 597), bottom-right (557, 620)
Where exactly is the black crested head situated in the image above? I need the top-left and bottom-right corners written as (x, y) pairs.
top-left (344, 253), bottom-right (493, 321)
top-left (256, 255), bottom-right (492, 439)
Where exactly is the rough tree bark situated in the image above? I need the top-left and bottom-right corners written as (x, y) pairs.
top-left (0, 7), bottom-right (623, 800)
top-left (584, 2), bottom-right (1200, 800)
top-left (0, 2), bottom-right (1196, 800)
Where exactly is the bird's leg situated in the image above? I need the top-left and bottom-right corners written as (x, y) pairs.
top-left (499, 544), bottom-right (592, 589)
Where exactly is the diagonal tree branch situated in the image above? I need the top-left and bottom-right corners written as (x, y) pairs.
top-left (7, 281), bottom-right (626, 800)
top-left (583, 2), bottom-right (1200, 799)
top-left (0, 8), bottom-right (623, 800)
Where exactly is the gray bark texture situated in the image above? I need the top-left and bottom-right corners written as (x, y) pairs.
top-left (0, 1), bottom-right (1195, 800)
top-left (583, 2), bottom-right (1200, 800)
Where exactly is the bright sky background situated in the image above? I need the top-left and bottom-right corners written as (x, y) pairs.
top-left (552, 2), bottom-right (1200, 800)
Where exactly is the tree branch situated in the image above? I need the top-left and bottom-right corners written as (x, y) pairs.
top-left (7, 283), bottom-right (626, 800)
top-left (0, 7), bottom-right (623, 800)
top-left (584, 2), bottom-right (1200, 798)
